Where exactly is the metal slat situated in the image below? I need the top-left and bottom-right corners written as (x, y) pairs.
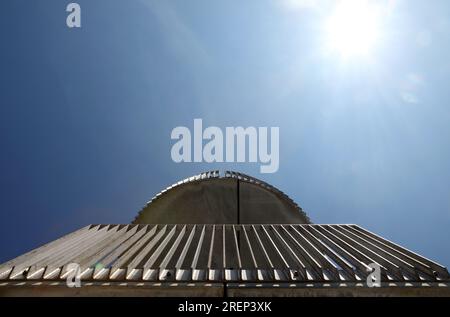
top-left (269, 225), bottom-right (307, 281)
top-left (49, 225), bottom-right (120, 280)
top-left (352, 225), bottom-right (447, 269)
top-left (324, 225), bottom-right (404, 281)
top-left (240, 225), bottom-right (259, 281)
top-left (24, 225), bottom-right (110, 280)
top-left (317, 226), bottom-right (383, 266)
top-left (88, 225), bottom-right (140, 276)
top-left (109, 225), bottom-right (157, 280)
top-left (223, 225), bottom-right (242, 281)
top-left (260, 225), bottom-right (290, 281)
top-left (337, 225), bottom-right (431, 280)
top-left (39, 226), bottom-right (111, 280)
top-left (143, 225), bottom-right (179, 280)
top-left (176, 225), bottom-right (196, 269)
top-left (0, 225), bottom-right (91, 273)
top-left (251, 225), bottom-right (273, 269)
top-left (126, 225), bottom-right (168, 279)
top-left (101, 225), bottom-right (148, 270)
top-left (51, 226), bottom-right (119, 274)
top-left (281, 225), bottom-right (333, 281)
top-left (283, 226), bottom-right (324, 279)
top-left (223, 225), bottom-right (226, 269)
top-left (349, 225), bottom-right (450, 279)
top-left (207, 225), bottom-right (216, 269)
top-left (242, 226), bottom-right (258, 268)
top-left (60, 225), bottom-right (132, 279)
top-left (250, 225), bottom-right (278, 281)
top-left (344, 225), bottom-right (430, 269)
top-left (191, 225), bottom-right (206, 281)
top-left (157, 226), bottom-right (187, 280)
top-left (306, 225), bottom-right (372, 279)
top-left (175, 225), bottom-right (196, 281)
top-left (207, 225), bottom-right (222, 280)
top-left (191, 226), bottom-right (206, 269)
top-left (2, 224), bottom-right (448, 284)
top-left (288, 225), bottom-right (342, 280)
top-left (232, 225), bottom-right (242, 268)
top-left (7, 225), bottom-right (101, 279)
top-left (295, 225), bottom-right (356, 281)
top-left (144, 225), bottom-right (178, 269)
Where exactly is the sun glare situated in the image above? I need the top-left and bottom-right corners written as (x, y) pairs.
top-left (326, 0), bottom-right (382, 58)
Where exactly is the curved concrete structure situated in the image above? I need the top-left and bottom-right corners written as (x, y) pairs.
top-left (1, 171), bottom-right (449, 297)
top-left (133, 171), bottom-right (310, 224)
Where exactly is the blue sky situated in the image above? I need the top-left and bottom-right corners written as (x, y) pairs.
top-left (0, 0), bottom-right (449, 267)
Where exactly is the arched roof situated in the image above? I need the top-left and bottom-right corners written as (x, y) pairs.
top-left (133, 171), bottom-right (310, 224)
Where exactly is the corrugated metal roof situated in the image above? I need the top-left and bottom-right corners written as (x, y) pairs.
top-left (1, 224), bottom-right (448, 283)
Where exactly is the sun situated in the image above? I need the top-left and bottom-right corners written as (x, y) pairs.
top-left (326, 0), bottom-right (382, 58)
